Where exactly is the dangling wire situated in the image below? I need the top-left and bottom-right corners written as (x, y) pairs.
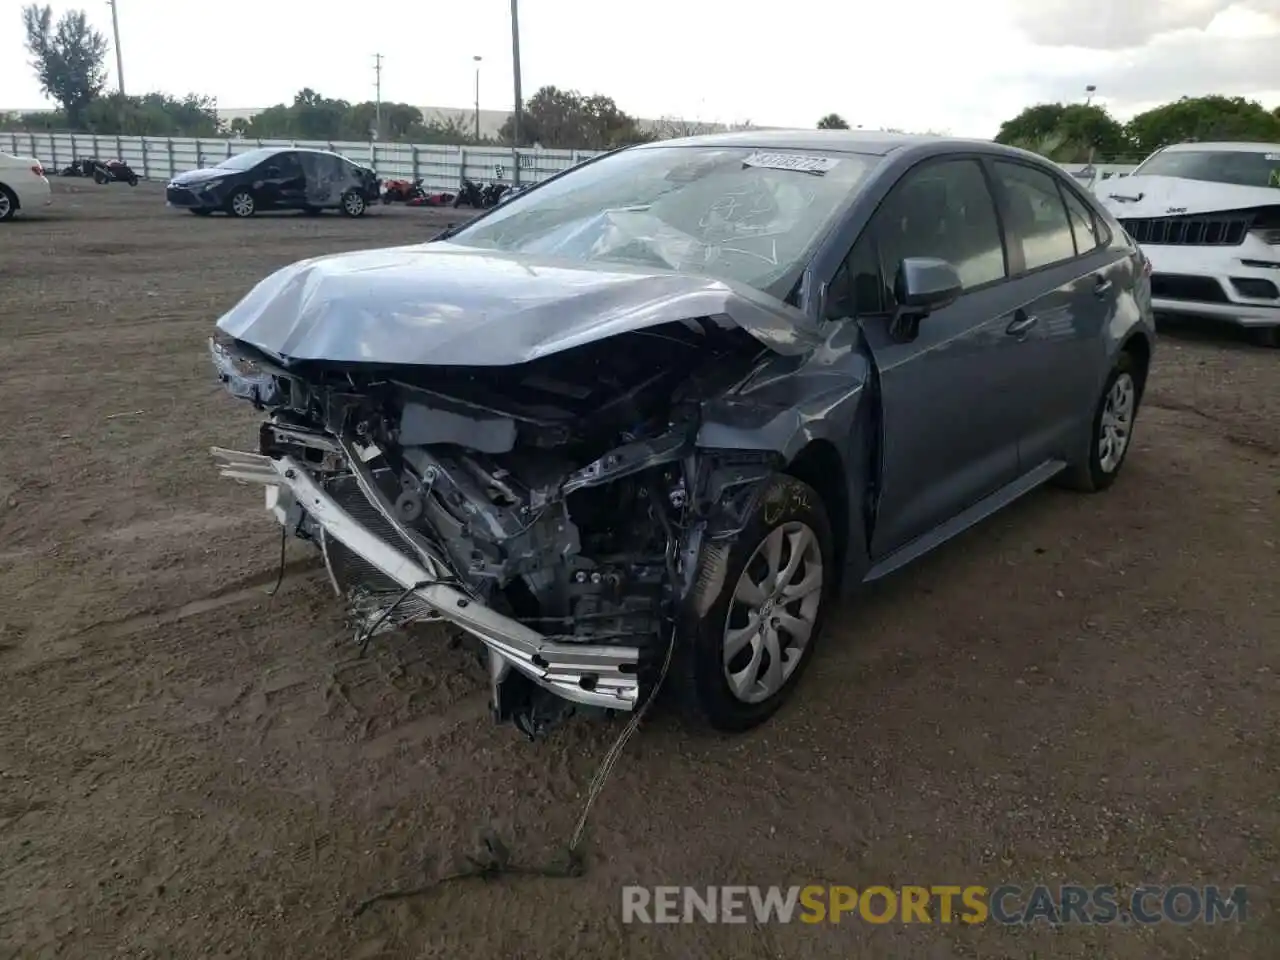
top-left (356, 579), bottom-right (432, 657)
top-left (264, 526), bottom-right (288, 597)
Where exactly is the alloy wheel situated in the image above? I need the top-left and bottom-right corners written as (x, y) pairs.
top-left (344, 192), bottom-right (365, 216)
top-left (722, 521), bottom-right (824, 704)
top-left (0, 192), bottom-right (11, 220)
top-left (231, 192), bottom-right (254, 217)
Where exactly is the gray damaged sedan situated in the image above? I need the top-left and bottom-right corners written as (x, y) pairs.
top-left (210, 131), bottom-right (1156, 737)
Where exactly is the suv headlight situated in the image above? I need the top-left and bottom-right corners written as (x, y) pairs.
top-left (1250, 227), bottom-right (1280, 245)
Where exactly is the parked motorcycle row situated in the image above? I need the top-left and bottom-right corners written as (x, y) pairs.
top-left (380, 176), bottom-right (529, 210)
top-left (59, 157), bottom-right (140, 186)
top-left (380, 178), bottom-right (457, 207)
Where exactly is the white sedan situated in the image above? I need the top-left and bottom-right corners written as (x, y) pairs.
top-left (0, 152), bottom-right (53, 222)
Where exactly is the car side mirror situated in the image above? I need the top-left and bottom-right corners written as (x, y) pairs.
top-left (889, 257), bottom-right (962, 342)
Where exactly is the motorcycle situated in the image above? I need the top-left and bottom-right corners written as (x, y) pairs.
top-left (61, 158), bottom-right (97, 177)
top-left (453, 178), bottom-right (486, 208)
top-left (480, 182), bottom-right (510, 207)
top-left (90, 158), bottom-right (139, 186)
top-left (380, 177), bottom-right (428, 204)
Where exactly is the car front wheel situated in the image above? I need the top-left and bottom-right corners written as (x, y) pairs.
top-left (227, 189), bottom-right (256, 218)
top-left (0, 185), bottom-right (16, 222)
top-left (679, 474), bottom-right (833, 732)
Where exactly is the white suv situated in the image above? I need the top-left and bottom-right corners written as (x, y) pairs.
top-left (1097, 141), bottom-right (1280, 347)
top-left (0, 152), bottom-right (53, 222)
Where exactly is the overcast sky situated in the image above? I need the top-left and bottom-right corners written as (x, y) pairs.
top-left (2, 0), bottom-right (1279, 137)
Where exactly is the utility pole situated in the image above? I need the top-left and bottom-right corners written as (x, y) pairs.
top-left (510, 0), bottom-right (523, 184)
top-left (472, 56), bottom-right (483, 141)
top-left (373, 53), bottom-right (383, 140)
top-left (106, 0), bottom-right (125, 95)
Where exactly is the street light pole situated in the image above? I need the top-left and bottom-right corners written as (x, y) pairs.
top-left (510, 0), bottom-right (523, 184)
top-left (1085, 84), bottom-right (1097, 107)
top-left (473, 55), bottom-right (482, 141)
top-left (106, 0), bottom-right (125, 95)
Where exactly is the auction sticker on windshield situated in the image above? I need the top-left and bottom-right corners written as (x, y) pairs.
top-left (742, 152), bottom-right (840, 174)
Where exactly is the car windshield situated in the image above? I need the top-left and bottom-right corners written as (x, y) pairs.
top-left (215, 149), bottom-right (278, 171)
top-left (1133, 149), bottom-right (1280, 188)
top-left (447, 145), bottom-right (876, 296)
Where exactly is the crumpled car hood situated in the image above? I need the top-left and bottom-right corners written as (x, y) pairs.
top-left (214, 241), bottom-right (821, 366)
top-left (1099, 175), bottom-right (1280, 218)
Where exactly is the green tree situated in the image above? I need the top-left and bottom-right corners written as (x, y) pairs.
top-left (1125, 96), bottom-right (1280, 156)
top-left (995, 102), bottom-right (1131, 162)
top-left (817, 113), bottom-right (850, 129)
top-left (83, 92), bottom-right (219, 136)
top-left (21, 3), bottom-right (109, 128)
top-left (498, 85), bottom-right (649, 149)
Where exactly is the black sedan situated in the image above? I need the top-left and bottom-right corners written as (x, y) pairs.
top-left (165, 147), bottom-right (380, 218)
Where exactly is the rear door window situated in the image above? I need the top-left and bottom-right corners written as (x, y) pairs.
top-left (992, 161), bottom-right (1078, 271)
top-left (1061, 185), bottom-right (1104, 254)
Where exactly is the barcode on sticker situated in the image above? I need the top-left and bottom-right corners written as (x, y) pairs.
top-left (742, 152), bottom-right (840, 174)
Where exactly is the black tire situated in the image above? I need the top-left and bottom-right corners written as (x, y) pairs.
top-left (339, 189), bottom-right (367, 218)
top-left (1058, 351), bottom-right (1142, 493)
top-left (127, 175), bottom-right (138, 186)
top-left (226, 188), bottom-right (256, 218)
top-left (189, 208), bottom-right (213, 216)
top-left (1249, 325), bottom-right (1280, 349)
top-left (93, 170), bottom-right (108, 184)
top-left (0, 184), bottom-right (17, 222)
top-left (677, 474), bottom-right (835, 732)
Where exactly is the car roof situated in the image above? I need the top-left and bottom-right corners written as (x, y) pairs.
top-left (249, 146), bottom-right (353, 160)
top-left (629, 128), bottom-right (1046, 162)
top-left (1157, 141), bottom-right (1280, 154)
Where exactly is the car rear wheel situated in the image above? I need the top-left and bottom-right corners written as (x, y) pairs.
top-left (340, 189), bottom-right (367, 217)
top-left (1249, 325), bottom-right (1279, 349)
top-left (0, 185), bottom-right (16, 222)
top-left (227, 189), bottom-right (256, 218)
top-left (1059, 351), bottom-right (1141, 493)
top-left (678, 474), bottom-right (833, 732)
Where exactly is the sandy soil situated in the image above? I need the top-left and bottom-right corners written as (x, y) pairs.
top-left (0, 181), bottom-right (1276, 959)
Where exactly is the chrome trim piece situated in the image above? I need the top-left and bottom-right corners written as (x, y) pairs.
top-left (211, 447), bottom-right (641, 711)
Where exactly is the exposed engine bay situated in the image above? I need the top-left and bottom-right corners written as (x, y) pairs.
top-left (211, 319), bottom-right (787, 737)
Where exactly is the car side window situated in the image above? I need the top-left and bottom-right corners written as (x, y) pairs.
top-left (273, 152), bottom-right (302, 178)
top-left (1060, 185), bottom-right (1104, 254)
top-left (824, 233), bottom-right (889, 320)
top-left (875, 159), bottom-right (1006, 296)
top-left (992, 161), bottom-right (1077, 270)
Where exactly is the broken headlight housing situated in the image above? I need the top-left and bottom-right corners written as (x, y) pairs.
top-left (209, 335), bottom-right (281, 407)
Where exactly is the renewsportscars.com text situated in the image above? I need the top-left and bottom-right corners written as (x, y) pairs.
top-left (621, 884), bottom-right (1248, 925)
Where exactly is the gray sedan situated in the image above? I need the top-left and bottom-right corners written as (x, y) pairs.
top-left (210, 130), bottom-right (1155, 736)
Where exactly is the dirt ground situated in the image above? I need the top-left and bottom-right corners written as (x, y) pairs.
top-left (0, 181), bottom-right (1276, 959)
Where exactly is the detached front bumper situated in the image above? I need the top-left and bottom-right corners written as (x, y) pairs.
top-left (211, 447), bottom-right (641, 712)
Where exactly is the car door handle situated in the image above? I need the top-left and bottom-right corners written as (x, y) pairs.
top-left (1006, 310), bottom-right (1038, 336)
top-left (1094, 276), bottom-right (1113, 297)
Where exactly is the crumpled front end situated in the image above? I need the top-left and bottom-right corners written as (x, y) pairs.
top-left (209, 319), bottom-right (779, 735)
